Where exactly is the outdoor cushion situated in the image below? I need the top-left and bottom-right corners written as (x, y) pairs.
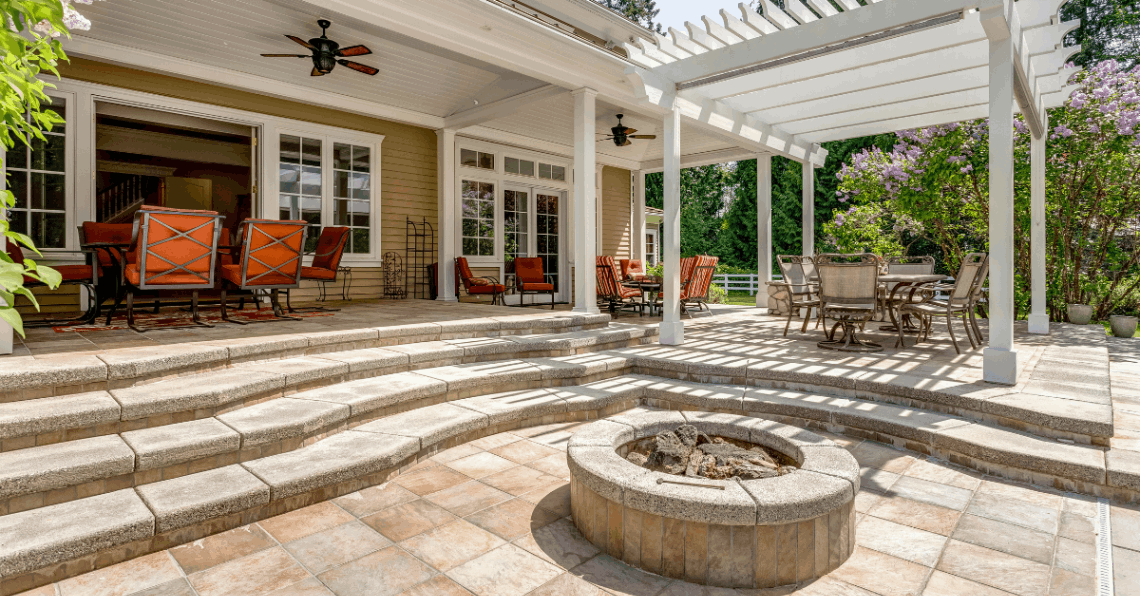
top-left (301, 266), bottom-right (337, 281)
top-left (226, 220), bottom-right (307, 289)
top-left (81, 222), bottom-right (135, 267)
top-left (53, 265), bottom-right (96, 283)
top-left (520, 282), bottom-right (554, 291)
top-left (620, 259), bottom-right (646, 280)
top-left (311, 227), bottom-right (350, 271)
top-left (220, 264), bottom-right (297, 288)
top-left (513, 257), bottom-right (545, 284)
top-left (128, 210), bottom-right (221, 286)
top-left (470, 277), bottom-right (495, 286)
top-left (467, 284), bottom-right (505, 294)
top-left (126, 264), bottom-right (211, 287)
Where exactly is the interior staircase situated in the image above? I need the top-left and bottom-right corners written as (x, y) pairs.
top-left (0, 313), bottom-right (1133, 594)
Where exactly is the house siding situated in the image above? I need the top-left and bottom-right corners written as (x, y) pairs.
top-left (600, 166), bottom-right (631, 259)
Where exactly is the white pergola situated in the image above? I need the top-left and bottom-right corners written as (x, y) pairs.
top-left (614, 0), bottom-right (1079, 385)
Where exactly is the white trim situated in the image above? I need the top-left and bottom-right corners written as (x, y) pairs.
top-left (460, 126), bottom-right (643, 171)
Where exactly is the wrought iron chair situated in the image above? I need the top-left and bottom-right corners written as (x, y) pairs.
top-left (897, 253), bottom-right (989, 354)
top-left (596, 255), bottom-right (643, 316)
top-left (513, 257), bottom-right (555, 309)
top-left (119, 206), bottom-right (224, 331)
top-left (286, 226), bottom-right (351, 312)
top-left (455, 256), bottom-right (505, 305)
top-left (219, 219), bottom-right (308, 324)
top-left (4, 239), bottom-right (100, 327)
top-left (816, 253), bottom-right (882, 352)
top-left (771, 255), bottom-right (823, 336)
top-left (680, 255), bottom-right (719, 316)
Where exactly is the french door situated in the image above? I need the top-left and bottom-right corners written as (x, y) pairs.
top-left (503, 183), bottom-right (565, 301)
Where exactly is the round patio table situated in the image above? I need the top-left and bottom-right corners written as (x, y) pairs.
top-left (878, 273), bottom-right (950, 333)
top-left (622, 280), bottom-right (661, 316)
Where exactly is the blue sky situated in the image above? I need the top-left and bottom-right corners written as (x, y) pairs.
top-left (652, 0), bottom-right (745, 31)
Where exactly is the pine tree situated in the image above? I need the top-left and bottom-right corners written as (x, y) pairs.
top-left (596, 0), bottom-right (663, 33)
top-left (1062, 0), bottom-right (1140, 68)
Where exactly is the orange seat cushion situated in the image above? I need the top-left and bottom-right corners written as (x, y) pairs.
top-left (520, 282), bottom-right (554, 291)
top-left (467, 284), bottom-right (504, 294)
top-left (54, 265), bottom-right (94, 283)
top-left (301, 266), bottom-right (338, 281)
top-left (220, 264), bottom-right (298, 288)
top-left (125, 263), bottom-right (211, 287)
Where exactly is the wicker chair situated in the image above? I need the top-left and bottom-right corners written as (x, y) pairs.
top-left (815, 253), bottom-right (882, 352)
top-left (596, 255), bottom-right (642, 316)
top-left (770, 255), bottom-right (823, 336)
top-left (219, 219), bottom-right (308, 323)
top-left (513, 257), bottom-right (555, 309)
top-left (897, 253), bottom-right (989, 354)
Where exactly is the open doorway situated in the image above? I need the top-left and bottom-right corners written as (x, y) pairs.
top-left (94, 102), bottom-right (254, 231)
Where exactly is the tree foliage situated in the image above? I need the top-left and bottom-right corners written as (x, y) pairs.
top-left (1063, 0), bottom-right (1140, 69)
top-left (644, 163), bottom-right (733, 258)
top-left (593, 0), bottom-right (662, 33)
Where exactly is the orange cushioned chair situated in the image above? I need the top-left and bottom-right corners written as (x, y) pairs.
top-left (619, 258), bottom-right (648, 281)
top-left (512, 257), bottom-right (555, 309)
top-left (286, 226), bottom-right (351, 313)
top-left (596, 255), bottom-right (642, 316)
top-left (80, 222), bottom-right (145, 325)
top-left (455, 256), bottom-right (505, 305)
top-left (680, 255), bottom-right (719, 317)
top-left (220, 219), bottom-right (308, 323)
top-left (4, 239), bottom-right (99, 326)
top-left (120, 206), bottom-right (224, 331)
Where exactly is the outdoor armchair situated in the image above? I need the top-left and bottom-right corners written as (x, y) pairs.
top-left (619, 259), bottom-right (649, 281)
top-left (680, 255), bottom-right (718, 316)
top-left (286, 226), bottom-right (351, 313)
top-left (596, 255), bottom-right (643, 316)
top-left (897, 253), bottom-right (989, 354)
top-left (815, 253), bottom-right (882, 352)
top-left (771, 255), bottom-right (823, 336)
top-left (880, 255), bottom-right (936, 321)
top-left (219, 218), bottom-right (308, 323)
top-left (4, 239), bottom-right (100, 326)
top-left (455, 256), bottom-right (505, 305)
top-left (512, 257), bottom-right (555, 309)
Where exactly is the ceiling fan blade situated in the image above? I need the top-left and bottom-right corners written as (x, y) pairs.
top-left (311, 67), bottom-right (327, 77)
top-left (629, 135), bottom-right (657, 139)
top-left (624, 128), bottom-right (638, 134)
top-left (339, 60), bottom-right (379, 76)
top-left (287, 35), bottom-right (317, 50)
top-left (620, 139), bottom-right (632, 147)
top-left (337, 45), bottom-right (372, 57)
top-left (261, 53), bottom-right (309, 58)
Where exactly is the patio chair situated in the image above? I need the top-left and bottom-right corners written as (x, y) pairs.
top-left (880, 255), bottom-right (936, 320)
top-left (513, 257), bottom-right (555, 309)
top-left (897, 253), bottom-right (989, 354)
top-left (219, 219), bottom-right (308, 324)
top-left (119, 206), bottom-right (225, 331)
top-left (286, 226), bottom-right (351, 313)
top-left (619, 259), bottom-right (649, 281)
top-left (4, 239), bottom-right (100, 326)
top-left (815, 253), bottom-right (882, 352)
top-left (680, 255), bottom-right (718, 316)
top-left (455, 256), bottom-right (505, 305)
top-left (596, 255), bottom-right (642, 316)
top-left (771, 255), bottom-right (824, 337)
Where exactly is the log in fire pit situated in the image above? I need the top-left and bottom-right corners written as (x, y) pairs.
top-left (567, 411), bottom-right (859, 589)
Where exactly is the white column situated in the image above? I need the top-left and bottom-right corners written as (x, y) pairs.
top-left (0, 297), bottom-right (12, 355)
top-left (633, 170), bottom-right (647, 263)
top-left (660, 105), bottom-right (684, 344)
top-left (435, 128), bottom-right (458, 301)
top-left (572, 88), bottom-right (599, 314)
top-left (984, 32), bottom-right (1019, 384)
top-left (757, 154), bottom-right (773, 309)
top-left (802, 161), bottom-right (814, 256)
top-left (1028, 118), bottom-right (1049, 334)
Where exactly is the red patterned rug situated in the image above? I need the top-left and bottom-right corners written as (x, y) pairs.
top-left (51, 307), bottom-right (334, 332)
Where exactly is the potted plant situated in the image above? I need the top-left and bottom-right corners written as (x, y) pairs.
top-left (1067, 303), bottom-right (1093, 325)
top-left (1111, 311), bottom-right (1138, 338)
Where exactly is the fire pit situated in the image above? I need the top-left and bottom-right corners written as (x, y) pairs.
top-left (567, 411), bottom-right (859, 589)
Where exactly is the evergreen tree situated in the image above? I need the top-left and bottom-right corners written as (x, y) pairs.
top-left (643, 164), bottom-right (732, 258)
top-left (1062, 0), bottom-right (1140, 68)
top-left (595, 0), bottom-right (663, 33)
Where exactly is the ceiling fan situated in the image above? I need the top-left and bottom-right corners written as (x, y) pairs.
top-left (261, 19), bottom-right (379, 77)
top-left (601, 114), bottom-right (657, 147)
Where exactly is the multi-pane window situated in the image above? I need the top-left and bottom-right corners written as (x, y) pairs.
top-left (333, 143), bottom-right (371, 254)
top-left (279, 134), bottom-right (322, 252)
top-left (505, 157), bottom-right (534, 177)
top-left (538, 162), bottom-right (566, 182)
top-left (646, 231), bottom-right (658, 266)
top-left (6, 97), bottom-right (67, 248)
top-left (461, 180), bottom-right (495, 256)
top-left (504, 189), bottom-right (528, 264)
top-left (461, 149), bottom-right (494, 170)
top-left (536, 193), bottom-right (559, 290)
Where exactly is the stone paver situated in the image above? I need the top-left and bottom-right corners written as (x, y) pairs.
top-left (30, 420), bottom-right (1107, 596)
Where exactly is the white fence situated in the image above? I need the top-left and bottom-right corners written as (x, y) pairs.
top-left (712, 273), bottom-right (770, 295)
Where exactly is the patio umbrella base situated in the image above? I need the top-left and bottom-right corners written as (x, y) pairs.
top-left (819, 321), bottom-right (883, 353)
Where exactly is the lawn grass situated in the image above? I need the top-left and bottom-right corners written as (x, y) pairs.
top-left (1100, 319), bottom-right (1140, 338)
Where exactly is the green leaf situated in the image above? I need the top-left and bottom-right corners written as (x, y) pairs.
top-left (0, 306), bottom-right (25, 338)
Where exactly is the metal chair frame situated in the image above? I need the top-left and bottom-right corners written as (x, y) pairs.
top-left (512, 257), bottom-right (556, 310)
top-left (221, 219), bottom-right (307, 324)
top-left (286, 226), bottom-right (351, 313)
top-left (815, 253), bottom-right (882, 352)
top-left (897, 253), bottom-right (989, 354)
top-left (771, 255), bottom-right (823, 336)
top-left (596, 259), bottom-right (644, 317)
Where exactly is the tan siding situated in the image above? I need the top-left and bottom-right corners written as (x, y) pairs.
top-left (57, 58), bottom-right (439, 300)
top-left (600, 166), bottom-right (632, 259)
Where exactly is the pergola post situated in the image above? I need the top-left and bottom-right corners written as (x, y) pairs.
top-left (571, 87), bottom-right (599, 314)
top-left (435, 128), bottom-right (458, 302)
top-left (1028, 117), bottom-right (1049, 334)
top-left (984, 30), bottom-right (1019, 384)
top-left (757, 154), bottom-right (773, 309)
top-left (634, 170), bottom-right (647, 263)
top-left (802, 161), bottom-right (814, 256)
top-left (660, 105), bottom-right (684, 344)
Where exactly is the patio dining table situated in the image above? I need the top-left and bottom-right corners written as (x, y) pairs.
top-left (622, 280), bottom-right (661, 316)
top-left (877, 273), bottom-right (949, 334)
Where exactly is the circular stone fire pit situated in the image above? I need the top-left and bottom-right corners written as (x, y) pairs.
top-left (567, 411), bottom-right (859, 589)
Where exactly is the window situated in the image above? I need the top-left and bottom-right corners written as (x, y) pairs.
top-left (461, 149), bottom-right (494, 170)
top-left (538, 162), bottom-right (565, 182)
top-left (333, 143), bottom-right (371, 254)
top-left (505, 157), bottom-right (534, 177)
top-left (536, 193), bottom-right (560, 290)
top-left (6, 97), bottom-right (67, 248)
top-left (504, 189), bottom-right (528, 262)
top-left (279, 134), bottom-right (322, 252)
top-left (462, 180), bottom-right (495, 256)
top-left (646, 229), bottom-right (658, 266)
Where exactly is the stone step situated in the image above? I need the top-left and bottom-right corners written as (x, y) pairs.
top-left (0, 312), bottom-right (614, 402)
top-left (1, 373), bottom-right (1135, 595)
top-left (0, 324), bottom-right (653, 451)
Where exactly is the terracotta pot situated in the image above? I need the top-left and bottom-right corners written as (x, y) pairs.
top-left (1111, 315), bottom-right (1138, 338)
top-left (1067, 304), bottom-right (1093, 325)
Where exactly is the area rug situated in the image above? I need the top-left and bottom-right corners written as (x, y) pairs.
top-left (51, 307), bottom-right (334, 332)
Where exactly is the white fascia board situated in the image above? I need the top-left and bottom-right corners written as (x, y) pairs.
top-left (655, 0), bottom-right (1001, 85)
top-left (460, 124), bottom-right (642, 171)
top-left (445, 85), bottom-right (565, 129)
top-left (65, 37), bottom-right (446, 130)
top-left (696, 12), bottom-right (986, 101)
